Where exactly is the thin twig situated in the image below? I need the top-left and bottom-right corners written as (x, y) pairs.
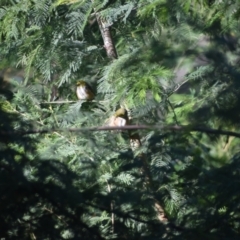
top-left (167, 100), bottom-right (179, 125)
top-left (106, 180), bottom-right (114, 233)
top-left (169, 79), bottom-right (190, 96)
top-left (53, 131), bottom-right (74, 145)
top-left (1, 124), bottom-right (240, 138)
top-left (41, 101), bottom-right (77, 104)
top-left (41, 100), bottom-right (109, 104)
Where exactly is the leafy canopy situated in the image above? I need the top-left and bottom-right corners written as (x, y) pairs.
top-left (1, 0), bottom-right (240, 239)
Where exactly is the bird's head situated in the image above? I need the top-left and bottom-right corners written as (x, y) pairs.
top-left (76, 80), bottom-right (87, 87)
top-left (114, 108), bottom-right (127, 118)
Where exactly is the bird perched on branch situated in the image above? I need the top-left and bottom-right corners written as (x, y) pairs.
top-left (76, 80), bottom-right (95, 100)
top-left (108, 108), bottom-right (128, 127)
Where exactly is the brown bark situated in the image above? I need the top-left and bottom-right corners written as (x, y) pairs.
top-left (95, 13), bottom-right (118, 59)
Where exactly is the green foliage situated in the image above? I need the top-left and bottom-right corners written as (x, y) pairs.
top-left (1, 0), bottom-right (240, 239)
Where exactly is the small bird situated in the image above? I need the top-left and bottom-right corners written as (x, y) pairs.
top-left (108, 108), bottom-right (128, 127)
top-left (76, 80), bottom-right (95, 100)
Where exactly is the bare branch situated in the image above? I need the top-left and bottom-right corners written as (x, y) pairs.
top-left (41, 101), bottom-right (77, 104)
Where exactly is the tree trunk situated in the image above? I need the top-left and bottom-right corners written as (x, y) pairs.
top-left (93, 4), bottom-right (168, 225)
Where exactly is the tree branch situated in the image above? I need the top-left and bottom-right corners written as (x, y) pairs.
top-left (1, 124), bottom-right (240, 138)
